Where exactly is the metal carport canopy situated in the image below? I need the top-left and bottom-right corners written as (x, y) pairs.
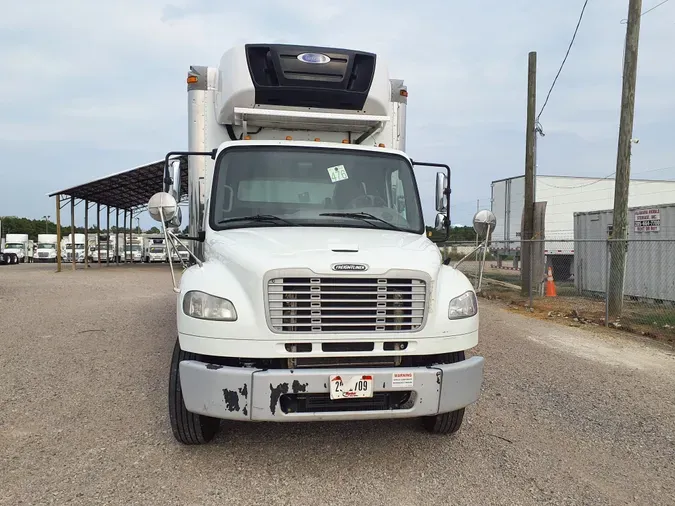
top-left (48, 156), bottom-right (187, 210)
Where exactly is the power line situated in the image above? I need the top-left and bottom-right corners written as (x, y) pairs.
top-left (536, 0), bottom-right (591, 123)
top-left (535, 165), bottom-right (675, 189)
top-left (621, 0), bottom-right (671, 23)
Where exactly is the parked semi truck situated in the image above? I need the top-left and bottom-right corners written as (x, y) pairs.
top-left (36, 234), bottom-right (59, 263)
top-left (148, 43), bottom-right (495, 445)
top-left (61, 233), bottom-right (87, 263)
top-left (3, 234), bottom-right (30, 263)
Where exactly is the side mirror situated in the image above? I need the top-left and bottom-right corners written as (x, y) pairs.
top-left (435, 213), bottom-right (448, 231)
top-left (148, 192), bottom-right (178, 223)
top-left (169, 159), bottom-right (181, 200)
top-left (473, 209), bottom-right (497, 239)
top-left (169, 206), bottom-right (183, 228)
top-left (435, 172), bottom-right (448, 212)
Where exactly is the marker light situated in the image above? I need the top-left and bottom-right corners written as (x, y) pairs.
top-left (314, 138), bottom-right (321, 142)
top-left (378, 143), bottom-right (385, 148)
top-left (187, 76), bottom-right (198, 84)
top-left (400, 89), bottom-right (408, 97)
top-left (342, 139), bottom-right (349, 144)
top-left (286, 136), bottom-right (293, 140)
top-left (244, 135), bottom-right (251, 140)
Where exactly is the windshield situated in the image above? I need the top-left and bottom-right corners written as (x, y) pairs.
top-left (38, 243), bottom-right (56, 249)
top-left (209, 146), bottom-right (423, 234)
top-left (5, 243), bottom-right (24, 249)
top-left (149, 247), bottom-right (164, 253)
top-left (126, 246), bottom-right (142, 252)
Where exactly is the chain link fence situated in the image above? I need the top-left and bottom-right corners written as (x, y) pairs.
top-left (441, 239), bottom-right (675, 342)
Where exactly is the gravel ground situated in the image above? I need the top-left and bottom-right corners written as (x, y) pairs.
top-left (1, 263), bottom-right (674, 506)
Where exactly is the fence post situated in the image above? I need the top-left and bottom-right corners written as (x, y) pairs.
top-left (605, 240), bottom-right (610, 327)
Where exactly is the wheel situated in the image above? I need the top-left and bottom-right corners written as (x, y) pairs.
top-left (422, 407), bottom-right (465, 434)
top-left (169, 338), bottom-right (220, 444)
top-left (421, 350), bottom-right (467, 435)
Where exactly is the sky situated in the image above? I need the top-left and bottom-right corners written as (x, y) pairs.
top-left (1, 0), bottom-right (674, 230)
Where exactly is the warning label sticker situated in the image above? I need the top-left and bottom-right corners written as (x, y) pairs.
top-left (392, 372), bottom-right (414, 388)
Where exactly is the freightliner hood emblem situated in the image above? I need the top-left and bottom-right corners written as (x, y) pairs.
top-left (331, 263), bottom-right (369, 272)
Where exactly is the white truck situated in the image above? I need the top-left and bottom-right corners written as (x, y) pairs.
top-left (144, 235), bottom-right (168, 262)
top-left (62, 233), bottom-right (87, 263)
top-left (3, 233), bottom-right (30, 263)
top-left (36, 234), bottom-right (59, 262)
top-left (147, 43), bottom-right (495, 445)
top-left (125, 236), bottom-right (144, 262)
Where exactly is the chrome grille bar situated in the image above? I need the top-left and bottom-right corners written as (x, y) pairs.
top-left (267, 277), bottom-right (427, 333)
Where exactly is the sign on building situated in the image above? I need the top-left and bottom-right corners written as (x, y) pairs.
top-left (634, 209), bottom-right (660, 232)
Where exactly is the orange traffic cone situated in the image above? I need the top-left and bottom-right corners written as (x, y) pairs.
top-left (545, 266), bottom-right (557, 297)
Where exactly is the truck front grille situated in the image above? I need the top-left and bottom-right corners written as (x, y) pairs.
top-left (267, 277), bottom-right (427, 333)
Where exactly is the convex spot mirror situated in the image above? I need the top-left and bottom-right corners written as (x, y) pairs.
top-left (435, 213), bottom-right (448, 231)
top-left (148, 192), bottom-right (178, 223)
top-left (435, 172), bottom-right (448, 212)
top-left (473, 209), bottom-right (497, 239)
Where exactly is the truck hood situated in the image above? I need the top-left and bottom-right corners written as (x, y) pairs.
top-left (204, 227), bottom-right (442, 278)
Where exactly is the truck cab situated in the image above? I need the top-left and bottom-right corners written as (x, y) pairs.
top-left (148, 43), bottom-right (495, 445)
top-left (4, 234), bottom-right (29, 263)
top-left (36, 234), bottom-right (59, 263)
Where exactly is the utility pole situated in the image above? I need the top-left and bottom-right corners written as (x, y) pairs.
top-left (608, 0), bottom-right (642, 318)
top-left (521, 51), bottom-right (537, 296)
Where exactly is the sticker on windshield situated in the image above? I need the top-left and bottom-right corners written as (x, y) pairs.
top-left (327, 164), bottom-right (349, 182)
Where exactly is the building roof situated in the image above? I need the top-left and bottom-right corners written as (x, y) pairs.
top-left (48, 156), bottom-right (187, 210)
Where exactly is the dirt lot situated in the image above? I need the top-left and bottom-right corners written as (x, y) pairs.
top-left (1, 263), bottom-right (674, 505)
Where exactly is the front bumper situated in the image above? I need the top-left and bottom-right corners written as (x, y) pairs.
top-left (179, 357), bottom-right (484, 422)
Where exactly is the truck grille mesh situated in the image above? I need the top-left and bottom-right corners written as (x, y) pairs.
top-left (267, 277), bottom-right (426, 333)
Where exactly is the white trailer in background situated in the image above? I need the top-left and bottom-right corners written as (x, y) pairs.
top-left (490, 175), bottom-right (675, 280)
top-left (146, 43), bottom-right (496, 444)
top-left (36, 234), bottom-right (59, 262)
top-left (574, 203), bottom-right (675, 302)
top-left (3, 234), bottom-right (29, 263)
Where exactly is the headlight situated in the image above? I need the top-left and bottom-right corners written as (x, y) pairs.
top-left (448, 290), bottom-right (478, 319)
top-left (183, 290), bottom-right (237, 321)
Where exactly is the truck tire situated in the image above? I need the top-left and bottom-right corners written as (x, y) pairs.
top-left (169, 338), bottom-right (220, 445)
top-left (421, 350), bottom-right (466, 435)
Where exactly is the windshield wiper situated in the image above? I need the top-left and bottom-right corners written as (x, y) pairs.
top-left (217, 214), bottom-right (298, 226)
top-left (319, 212), bottom-right (403, 231)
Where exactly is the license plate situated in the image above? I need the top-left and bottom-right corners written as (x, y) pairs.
top-left (329, 374), bottom-right (373, 400)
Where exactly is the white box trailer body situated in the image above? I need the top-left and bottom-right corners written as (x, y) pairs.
top-left (154, 43), bottom-right (489, 444)
top-left (574, 203), bottom-right (675, 302)
top-left (3, 233), bottom-right (29, 263)
top-left (490, 175), bottom-right (675, 278)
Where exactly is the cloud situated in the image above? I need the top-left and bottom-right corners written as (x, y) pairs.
top-left (1, 0), bottom-right (674, 231)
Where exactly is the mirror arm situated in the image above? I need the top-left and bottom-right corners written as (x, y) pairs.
top-left (167, 231), bottom-right (203, 267)
top-left (174, 231), bottom-right (205, 243)
top-left (163, 149), bottom-right (217, 193)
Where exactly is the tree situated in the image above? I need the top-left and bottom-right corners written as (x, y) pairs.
top-left (146, 226), bottom-right (161, 234)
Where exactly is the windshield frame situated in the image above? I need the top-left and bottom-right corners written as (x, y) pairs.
top-left (208, 145), bottom-right (425, 235)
